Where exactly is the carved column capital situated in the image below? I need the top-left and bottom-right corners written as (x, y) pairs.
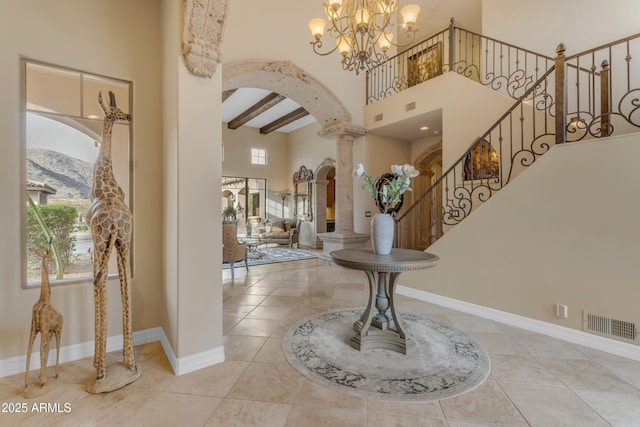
top-left (318, 122), bottom-right (367, 140)
top-left (183, 0), bottom-right (228, 78)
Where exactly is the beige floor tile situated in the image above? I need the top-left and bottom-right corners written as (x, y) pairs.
top-left (490, 354), bottom-right (562, 386)
top-left (294, 379), bottom-right (365, 409)
top-left (243, 286), bottom-right (276, 296)
top-left (125, 392), bottom-right (221, 427)
top-left (597, 359), bottom-right (640, 389)
top-left (226, 318), bottom-right (280, 337)
top-left (164, 361), bottom-right (248, 397)
top-left (468, 332), bottom-right (528, 356)
top-left (439, 380), bottom-right (528, 426)
top-left (364, 398), bottom-right (444, 419)
top-left (253, 337), bottom-right (287, 364)
top-left (227, 362), bottom-right (304, 403)
top-left (500, 382), bottom-right (611, 426)
top-left (205, 399), bottom-right (291, 427)
top-left (223, 335), bottom-right (268, 361)
top-left (366, 412), bottom-right (447, 427)
top-left (223, 315), bottom-right (242, 334)
top-left (223, 304), bottom-right (257, 317)
top-left (573, 389), bottom-right (640, 426)
top-left (286, 404), bottom-right (365, 427)
top-left (271, 287), bottom-right (306, 297)
top-left (537, 357), bottom-right (638, 392)
top-left (245, 306), bottom-right (292, 321)
top-left (445, 315), bottom-right (505, 334)
top-left (228, 294), bottom-right (269, 306)
top-left (259, 295), bottom-right (300, 307)
top-left (513, 334), bottom-right (590, 359)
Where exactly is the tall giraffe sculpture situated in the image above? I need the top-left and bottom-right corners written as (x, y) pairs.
top-left (86, 91), bottom-right (139, 393)
top-left (25, 248), bottom-right (63, 393)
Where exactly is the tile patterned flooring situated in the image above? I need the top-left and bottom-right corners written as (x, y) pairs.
top-left (2, 256), bottom-right (640, 426)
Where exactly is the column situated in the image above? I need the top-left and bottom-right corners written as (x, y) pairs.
top-left (317, 122), bottom-right (370, 256)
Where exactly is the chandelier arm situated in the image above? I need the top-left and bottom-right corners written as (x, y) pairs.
top-left (310, 40), bottom-right (340, 56)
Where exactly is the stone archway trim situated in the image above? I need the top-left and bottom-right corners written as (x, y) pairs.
top-left (222, 59), bottom-right (352, 128)
top-left (183, 0), bottom-right (228, 78)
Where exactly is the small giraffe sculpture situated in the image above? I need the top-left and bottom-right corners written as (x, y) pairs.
top-left (86, 91), bottom-right (136, 384)
top-left (25, 248), bottom-right (63, 389)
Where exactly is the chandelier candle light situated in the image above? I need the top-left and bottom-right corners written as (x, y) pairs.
top-left (309, 0), bottom-right (420, 74)
top-left (354, 163), bottom-right (419, 254)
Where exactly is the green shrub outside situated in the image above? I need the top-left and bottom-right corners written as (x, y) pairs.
top-left (27, 204), bottom-right (78, 271)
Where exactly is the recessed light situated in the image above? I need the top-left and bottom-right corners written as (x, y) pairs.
top-left (87, 114), bottom-right (99, 119)
top-left (420, 126), bottom-right (429, 131)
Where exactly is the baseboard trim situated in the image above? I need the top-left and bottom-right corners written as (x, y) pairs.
top-left (398, 286), bottom-right (640, 362)
top-left (0, 327), bottom-right (225, 379)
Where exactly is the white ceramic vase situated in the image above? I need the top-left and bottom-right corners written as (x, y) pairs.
top-left (371, 213), bottom-right (394, 255)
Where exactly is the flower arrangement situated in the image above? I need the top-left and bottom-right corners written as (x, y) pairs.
top-left (353, 163), bottom-right (420, 214)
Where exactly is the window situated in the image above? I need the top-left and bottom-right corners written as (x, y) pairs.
top-left (251, 148), bottom-right (267, 165)
top-left (23, 60), bottom-right (132, 285)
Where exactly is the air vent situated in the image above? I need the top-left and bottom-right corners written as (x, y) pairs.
top-left (405, 102), bottom-right (416, 111)
top-left (583, 312), bottom-right (638, 344)
top-left (374, 113), bottom-right (383, 122)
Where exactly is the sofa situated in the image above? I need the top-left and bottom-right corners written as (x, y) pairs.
top-left (263, 218), bottom-right (300, 248)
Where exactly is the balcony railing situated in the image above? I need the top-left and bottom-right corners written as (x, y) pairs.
top-left (366, 18), bottom-right (555, 105)
top-left (390, 28), bottom-right (640, 250)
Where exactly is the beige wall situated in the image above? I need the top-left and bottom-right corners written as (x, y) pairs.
top-left (162, 0), bottom-right (224, 362)
top-left (401, 133), bottom-right (640, 331)
top-left (222, 126), bottom-right (290, 219)
top-left (482, 0), bottom-right (640, 56)
top-left (0, 0), bottom-right (163, 360)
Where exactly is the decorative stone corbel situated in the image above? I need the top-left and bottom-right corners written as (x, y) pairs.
top-left (182, 0), bottom-right (228, 78)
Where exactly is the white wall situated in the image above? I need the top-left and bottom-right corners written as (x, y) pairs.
top-left (401, 133), bottom-right (640, 331)
top-left (0, 0), bottom-right (163, 361)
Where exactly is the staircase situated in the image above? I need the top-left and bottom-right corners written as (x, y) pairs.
top-left (367, 20), bottom-right (640, 250)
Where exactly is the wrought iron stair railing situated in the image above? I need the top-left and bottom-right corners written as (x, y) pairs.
top-left (366, 18), bottom-right (555, 105)
top-left (393, 32), bottom-right (640, 250)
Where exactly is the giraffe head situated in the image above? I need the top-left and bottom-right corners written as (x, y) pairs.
top-left (34, 248), bottom-right (53, 273)
top-left (98, 91), bottom-right (131, 122)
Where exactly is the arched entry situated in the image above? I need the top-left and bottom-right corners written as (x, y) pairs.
top-left (400, 142), bottom-right (443, 249)
top-left (313, 158), bottom-right (336, 248)
top-left (222, 59), bottom-right (351, 247)
top-left (223, 59), bottom-right (350, 128)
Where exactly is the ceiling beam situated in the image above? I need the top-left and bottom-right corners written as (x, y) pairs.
top-left (227, 92), bottom-right (286, 129)
top-left (260, 107), bottom-right (309, 134)
top-left (222, 89), bottom-right (237, 103)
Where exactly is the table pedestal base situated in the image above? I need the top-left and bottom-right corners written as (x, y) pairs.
top-left (351, 326), bottom-right (416, 354)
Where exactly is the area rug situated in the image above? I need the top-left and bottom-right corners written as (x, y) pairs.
top-left (223, 247), bottom-right (318, 268)
top-left (282, 308), bottom-right (491, 401)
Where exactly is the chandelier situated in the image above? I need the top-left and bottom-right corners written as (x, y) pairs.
top-left (308, 0), bottom-right (420, 74)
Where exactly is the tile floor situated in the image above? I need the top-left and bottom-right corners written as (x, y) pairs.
top-left (2, 256), bottom-right (640, 426)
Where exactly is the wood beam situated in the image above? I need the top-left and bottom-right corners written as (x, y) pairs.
top-left (222, 89), bottom-right (237, 103)
top-left (260, 107), bottom-right (309, 134)
top-left (227, 92), bottom-right (286, 129)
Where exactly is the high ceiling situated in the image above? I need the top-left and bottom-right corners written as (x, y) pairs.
top-left (221, 86), bottom-right (443, 141)
top-left (221, 87), bottom-right (316, 134)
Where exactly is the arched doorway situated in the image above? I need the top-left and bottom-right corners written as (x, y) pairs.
top-left (223, 60), bottom-right (351, 247)
top-left (399, 142), bottom-right (443, 249)
top-left (313, 158), bottom-right (336, 248)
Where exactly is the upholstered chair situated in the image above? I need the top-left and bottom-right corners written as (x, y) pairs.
top-left (222, 222), bottom-right (248, 279)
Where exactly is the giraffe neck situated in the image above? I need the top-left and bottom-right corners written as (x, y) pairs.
top-left (91, 119), bottom-right (119, 197)
top-left (39, 264), bottom-right (51, 304)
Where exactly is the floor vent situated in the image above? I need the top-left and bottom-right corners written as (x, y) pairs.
top-left (583, 312), bottom-right (638, 344)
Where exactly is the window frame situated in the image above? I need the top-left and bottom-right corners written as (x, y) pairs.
top-left (21, 58), bottom-right (134, 288)
top-left (251, 148), bottom-right (267, 165)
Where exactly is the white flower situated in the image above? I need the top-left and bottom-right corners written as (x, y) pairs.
top-left (353, 163), bottom-right (365, 177)
top-left (391, 164), bottom-right (403, 175)
top-left (401, 164), bottom-right (419, 178)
